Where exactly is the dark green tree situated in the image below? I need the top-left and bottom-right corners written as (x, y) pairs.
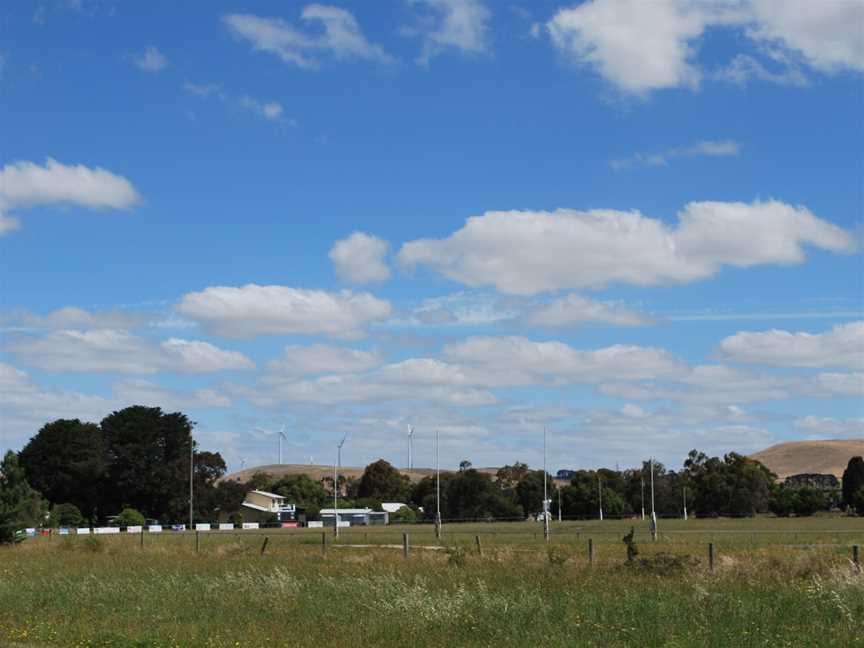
top-left (101, 406), bottom-right (195, 521)
top-left (515, 470), bottom-right (550, 517)
top-left (271, 474), bottom-right (329, 519)
top-left (444, 469), bottom-right (523, 521)
top-left (18, 419), bottom-right (106, 520)
top-left (684, 450), bottom-right (775, 517)
top-left (357, 459), bottom-right (411, 502)
top-left (0, 451), bottom-right (46, 543)
top-left (792, 487), bottom-right (828, 517)
top-left (842, 456), bottom-right (864, 509)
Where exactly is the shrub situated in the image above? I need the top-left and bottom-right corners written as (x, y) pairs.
top-left (49, 503), bottom-right (84, 528)
top-left (390, 506), bottom-right (418, 524)
top-left (113, 508), bottom-right (145, 527)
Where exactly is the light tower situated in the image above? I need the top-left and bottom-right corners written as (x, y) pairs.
top-left (408, 427), bottom-right (414, 470)
top-left (543, 427), bottom-right (550, 541)
top-left (435, 429), bottom-right (441, 541)
top-left (334, 435), bottom-right (347, 537)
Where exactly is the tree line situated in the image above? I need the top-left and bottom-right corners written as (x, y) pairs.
top-left (2, 406), bottom-right (864, 542)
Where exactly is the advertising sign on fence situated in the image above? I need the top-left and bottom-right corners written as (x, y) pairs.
top-left (218, 523), bottom-right (234, 531)
top-left (58, 527), bottom-right (70, 535)
top-left (171, 524), bottom-right (186, 532)
top-left (24, 528), bottom-right (36, 537)
top-left (148, 525), bottom-right (162, 533)
top-left (242, 522), bottom-right (259, 530)
top-left (95, 527), bottom-right (120, 535)
top-left (76, 527), bottom-right (91, 535)
top-left (126, 525), bottom-right (142, 534)
top-left (195, 523), bottom-right (210, 531)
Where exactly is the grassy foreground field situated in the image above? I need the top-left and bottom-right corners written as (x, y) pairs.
top-left (1, 518), bottom-right (862, 648)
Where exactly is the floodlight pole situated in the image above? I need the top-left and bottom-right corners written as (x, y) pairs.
top-left (189, 436), bottom-right (194, 531)
top-left (683, 485), bottom-right (688, 521)
top-left (640, 472), bottom-right (646, 521)
top-left (650, 457), bottom-right (658, 541)
top-left (435, 429), bottom-right (441, 540)
top-left (543, 427), bottom-right (549, 541)
top-left (598, 472), bottom-right (603, 521)
top-left (558, 486), bottom-right (562, 523)
top-left (334, 436), bottom-right (346, 537)
top-left (408, 426), bottom-right (414, 471)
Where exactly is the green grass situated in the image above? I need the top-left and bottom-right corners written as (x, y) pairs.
top-left (1, 517), bottom-right (863, 648)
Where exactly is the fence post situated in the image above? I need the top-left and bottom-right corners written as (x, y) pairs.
top-left (475, 535), bottom-right (482, 556)
top-left (321, 531), bottom-right (327, 556)
top-left (588, 538), bottom-right (594, 566)
top-left (853, 545), bottom-right (861, 573)
top-left (403, 533), bottom-right (409, 559)
top-left (708, 543), bottom-right (715, 572)
top-left (260, 536), bottom-right (269, 556)
top-left (195, 530), bottom-right (200, 554)
top-left (140, 527), bottom-right (144, 550)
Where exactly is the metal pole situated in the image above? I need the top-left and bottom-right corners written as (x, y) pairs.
top-left (189, 437), bottom-right (194, 531)
top-left (333, 458), bottom-right (338, 538)
top-left (640, 472), bottom-right (645, 521)
top-left (598, 473), bottom-right (603, 521)
top-left (683, 485), bottom-right (688, 521)
top-left (408, 427), bottom-right (413, 471)
top-left (650, 457), bottom-right (657, 541)
top-left (558, 486), bottom-right (562, 523)
top-left (543, 427), bottom-right (549, 541)
top-left (435, 429), bottom-right (441, 540)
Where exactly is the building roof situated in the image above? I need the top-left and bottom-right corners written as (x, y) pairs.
top-left (241, 502), bottom-right (269, 512)
top-left (320, 508), bottom-right (374, 515)
top-left (249, 490), bottom-right (284, 500)
top-left (381, 502), bottom-right (408, 513)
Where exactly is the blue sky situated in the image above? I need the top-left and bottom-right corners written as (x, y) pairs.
top-left (1, 0), bottom-right (862, 474)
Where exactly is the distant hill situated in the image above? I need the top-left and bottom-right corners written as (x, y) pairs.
top-left (221, 463), bottom-right (499, 485)
top-left (750, 440), bottom-right (864, 480)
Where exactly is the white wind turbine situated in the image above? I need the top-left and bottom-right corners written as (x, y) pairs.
top-left (278, 425), bottom-right (288, 465)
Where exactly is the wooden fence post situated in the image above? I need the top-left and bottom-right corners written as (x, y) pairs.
top-left (588, 538), bottom-right (594, 565)
top-left (853, 545), bottom-right (861, 573)
top-left (321, 531), bottom-right (327, 556)
top-left (475, 535), bottom-right (482, 556)
top-left (195, 530), bottom-right (200, 554)
top-left (708, 543), bottom-right (715, 572)
top-left (403, 533), bottom-right (409, 559)
top-left (140, 527), bottom-right (144, 550)
top-left (260, 536), bottom-right (269, 556)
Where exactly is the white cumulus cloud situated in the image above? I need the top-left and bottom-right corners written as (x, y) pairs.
top-left (0, 158), bottom-right (141, 236)
top-left (546, 0), bottom-right (863, 95)
top-left (329, 231), bottom-right (391, 283)
top-left (398, 200), bottom-right (856, 295)
top-left (176, 284), bottom-right (392, 339)
top-left (223, 5), bottom-right (393, 69)
top-left (265, 344), bottom-right (383, 376)
top-left (548, 0), bottom-right (707, 94)
top-left (718, 321), bottom-right (864, 369)
top-left (526, 294), bottom-right (652, 327)
top-left (4, 329), bottom-right (254, 374)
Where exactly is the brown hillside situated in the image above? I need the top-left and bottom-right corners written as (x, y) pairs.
top-left (221, 463), bottom-right (500, 485)
top-left (749, 440), bottom-right (864, 480)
